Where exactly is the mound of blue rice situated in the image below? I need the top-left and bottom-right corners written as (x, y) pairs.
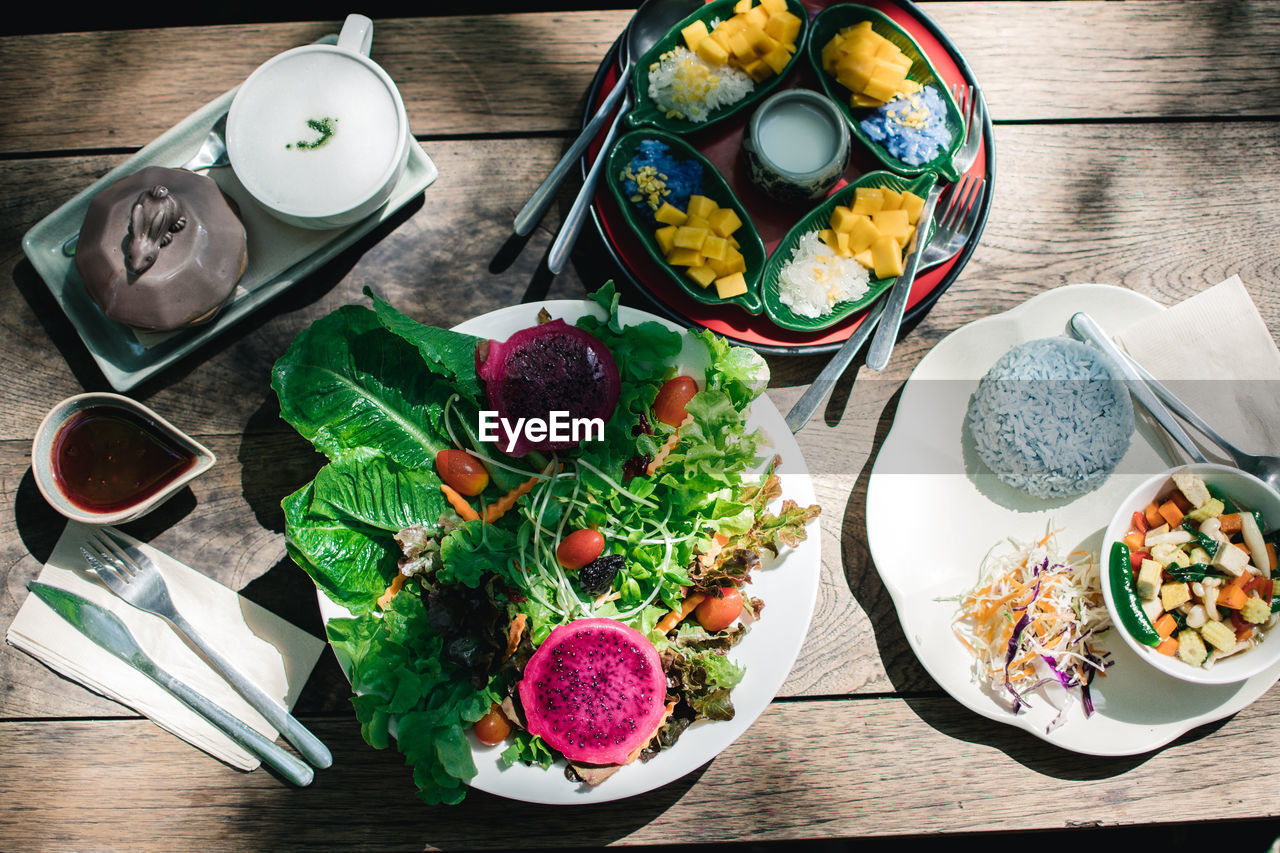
top-left (966, 337), bottom-right (1134, 499)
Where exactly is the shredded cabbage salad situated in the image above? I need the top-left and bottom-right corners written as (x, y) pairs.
top-left (952, 527), bottom-right (1112, 731)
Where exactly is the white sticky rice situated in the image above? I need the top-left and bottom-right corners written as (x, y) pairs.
top-left (647, 46), bottom-right (753, 123)
top-left (776, 231), bottom-right (871, 318)
top-left (966, 337), bottom-right (1135, 499)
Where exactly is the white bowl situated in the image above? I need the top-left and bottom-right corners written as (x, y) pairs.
top-left (32, 392), bottom-right (215, 526)
top-left (1101, 463), bottom-right (1280, 684)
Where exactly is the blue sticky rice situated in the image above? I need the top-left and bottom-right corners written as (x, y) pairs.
top-left (966, 337), bottom-right (1135, 499)
top-left (860, 84), bottom-right (952, 166)
top-left (619, 139), bottom-right (703, 222)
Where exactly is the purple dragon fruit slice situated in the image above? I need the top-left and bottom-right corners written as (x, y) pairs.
top-left (517, 617), bottom-right (667, 766)
top-left (474, 318), bottom-right (620, 457)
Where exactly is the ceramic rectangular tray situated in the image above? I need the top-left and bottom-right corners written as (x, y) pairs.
top-left (22, 77), bottom-right (438, 392)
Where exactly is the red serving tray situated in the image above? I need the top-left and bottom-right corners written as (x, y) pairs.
top-left (584, 0), bottom-right (994, 354)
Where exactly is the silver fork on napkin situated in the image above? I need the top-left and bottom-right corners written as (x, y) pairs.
top-left (80, 528), bottom-right (332, 769)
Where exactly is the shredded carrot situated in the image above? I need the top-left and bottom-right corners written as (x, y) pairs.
top-left (441, 483), bottom-right (481, 522)
top-left (656, 591), bottom-right (706, 634)
top-left (646, 414), bottom-right (692, 476)
top-left (485, 462), bottom-right (555, 524)
top-left (377, 573), bottom-right (408, 609)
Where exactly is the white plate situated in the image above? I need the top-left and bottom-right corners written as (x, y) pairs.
top-left (866, 284), bottom-right (1280, 755)
top-left (317, 299), bottom-right (821, 803)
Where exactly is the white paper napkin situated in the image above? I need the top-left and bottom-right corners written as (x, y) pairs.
top-left (1117, 275), bottom-right (1280, 457)
top-left (6, 522), bottom-right (326, 771)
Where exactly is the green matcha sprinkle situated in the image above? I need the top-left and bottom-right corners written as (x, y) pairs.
top-left (286, 117), bottom-right (338, 150)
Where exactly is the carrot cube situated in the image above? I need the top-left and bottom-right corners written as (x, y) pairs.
top-left (1157, 500), bottom-right (1185, 528)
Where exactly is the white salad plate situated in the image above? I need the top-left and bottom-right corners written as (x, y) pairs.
top-left (866, 283), bottom-right (1280, 756)
top-left (316, 299), bottom-right (822, 804)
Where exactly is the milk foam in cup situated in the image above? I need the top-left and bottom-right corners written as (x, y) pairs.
top-left (227, 14), bottom-right (410, 229)
top-left (743, 89), bottom-right (850, 204)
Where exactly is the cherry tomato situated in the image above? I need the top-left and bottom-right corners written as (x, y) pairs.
top-left (436, 449), bottom-right (489, 496)
top-left (473, 703), bottom-right (512, 746)
top-left (695, 587), bottom-right (743, 632)
top-left (557, 529), bottom-right (605, 570)
top-left (653, 376), bottom-right (699, 428)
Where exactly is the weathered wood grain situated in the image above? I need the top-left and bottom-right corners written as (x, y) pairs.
top-left (3, 692), bottom-right (1280, 850)
top-left (1, 2), bottom-right (1279, 154)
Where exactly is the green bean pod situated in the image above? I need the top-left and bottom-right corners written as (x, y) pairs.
top-left (1109, 541), bottom-right (1161, 647)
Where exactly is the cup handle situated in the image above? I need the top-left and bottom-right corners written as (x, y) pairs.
top-left (337, 13), bottom-right (374, 56)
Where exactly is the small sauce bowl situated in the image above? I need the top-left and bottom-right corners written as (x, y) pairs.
top-left (743, 89), bottom-right (850, 205)
top-left (32, 393), bottom-right (215, 526)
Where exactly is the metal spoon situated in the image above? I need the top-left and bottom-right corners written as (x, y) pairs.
top-left (540, 0), bottom-right (700, 273)
top-left (1070, 312), bottom-right (1280, 491)
top-left (515, 0), bottom-right (697, 240)
top-left (62, 114), bottom-right (229, 257)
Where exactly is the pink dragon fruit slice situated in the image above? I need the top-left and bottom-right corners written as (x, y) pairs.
top-left (474, 318), bottom-right (620, 457)
top-left (518, 617), bottom-right (667, 766)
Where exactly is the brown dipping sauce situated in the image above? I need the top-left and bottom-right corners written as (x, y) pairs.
top-left (51, 406), bottom-right (195, 513)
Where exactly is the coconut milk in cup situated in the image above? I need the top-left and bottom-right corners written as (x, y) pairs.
top-left (743, 89), bottom-right (850, 205)
top-left (227, 14), bottom-right (410, 230)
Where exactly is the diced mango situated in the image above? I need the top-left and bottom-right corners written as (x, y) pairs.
top-left (848, 216), bottom-right (882, 253)
top-left (829, 204), bottom-right (860, 233)
top-left (721, 246), bottom-right (747, 274)
top-left (818, 228), bottom-right (838, 249)
top-left (681, 20), bottom-right (709, 51)
top-left (764, 10), bottom-right (802, 44)
top-left (705, 29), bottom-right (732, 57)
top-left (851, 93), bottom-right (885, 108)
top-left (851, 187), bottom-right (885, 216)
top-left (728, 31), bottom-right (754, 62)
top-left (655, 202), bottom-right (687, 226)
top-left (900, 191), bottom-right (925, 224)
top-left (666, 247), bottom-right (703, 267)
top-left (707, 207), bottom-right (742, 237)
top-left (655, 225), bottom-right (678, 255)
top-left (742, 59), bottom-right (773, 82)
top-left (745, 24), bottom-right (775, 56)
top-left (744, 6), bottom-right (770, 31)
top-left (853, 248), bottom-right (874, 268)
top-left (733, 0), bottom-right (752, 13)
top-left (761, 0), bottom-right (787, 12)
top-left (864, 75), bottom-right (903, 103)
top-left (872, 209), bottom-right (910, 242)
top-left (879, 188), bottom-right (902, 211)
top-left (701, 234), bottom-right (729, 261)
top-left (823, 21), bottom-right (915, 103)
top-left (685, 214), bottom-right (711, 230)
top-left (674, 225), bottom-right (709, 251)
top-left (762, 45), bottom-right (792, 75)
top-left (835, 230), bottom-right (852, 257)
top-left (686, 265), bottom-right (717, 288)
top-left (686, 194), bottom-right (716, 220)
top-left (714, 272), bottom-right (748, 299)
top-left (871, 235), bottom-right (904, 278)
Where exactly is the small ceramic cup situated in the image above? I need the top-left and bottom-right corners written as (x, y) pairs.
top-left (227, 14), bottom-right (411, 230)
top-left (32, 393), bottom-right (215, 526)
top-left (743, 89), bottom-right (850, 205)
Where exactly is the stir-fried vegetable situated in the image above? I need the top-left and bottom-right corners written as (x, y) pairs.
top-left (953, 528), bottom-right (1112, 731)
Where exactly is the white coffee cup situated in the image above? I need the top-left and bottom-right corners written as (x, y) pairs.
top-left (227, 14), bottom-right (411, 230)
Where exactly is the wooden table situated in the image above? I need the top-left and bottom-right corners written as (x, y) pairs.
top-left (3, 2), bottom-right (1280, 848)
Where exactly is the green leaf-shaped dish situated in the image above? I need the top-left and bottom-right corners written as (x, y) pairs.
top-left (626, 0), bottom-right (808, 135)
top-left (807, 4), bottom-right (964, 182)
top-left (605, 129), bottom-right (766, 315)
top-left (761, 170), bottom-right (937, 332)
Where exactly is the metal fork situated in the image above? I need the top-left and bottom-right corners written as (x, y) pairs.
top-left (784, 175), bottom-right (986, 433)
top-left (80, 528), bottom-right (332, 769)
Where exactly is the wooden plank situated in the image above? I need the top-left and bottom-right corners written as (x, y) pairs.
top-left (1, 3), bottom-right (1278, 154)
top-left (0, 13), bottom-right (626, 154)
top-left (3, 692), bottom-right (1280, 849)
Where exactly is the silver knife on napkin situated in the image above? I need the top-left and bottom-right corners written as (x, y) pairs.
top-left (27, 581), bottom-right (314, 787)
